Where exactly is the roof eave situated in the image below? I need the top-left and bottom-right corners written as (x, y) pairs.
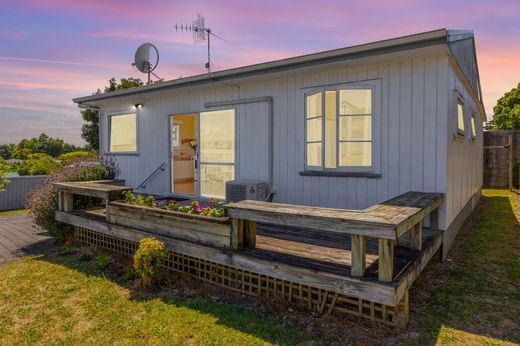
top-left (73, 29), bottom-right (449, 106)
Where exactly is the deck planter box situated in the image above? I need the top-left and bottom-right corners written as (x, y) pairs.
top-left (106, 201), bottom-right (231, 248)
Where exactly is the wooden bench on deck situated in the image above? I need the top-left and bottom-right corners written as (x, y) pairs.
top-left (225, 191), bottom-right (443, 283)
top-left (54, 181), bottom-right (131, 214)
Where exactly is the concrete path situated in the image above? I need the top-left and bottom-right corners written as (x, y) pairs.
top-left (0, 212), bottom-right (55, 263)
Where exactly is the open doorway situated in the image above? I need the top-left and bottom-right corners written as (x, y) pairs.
top-left (170, 114), bottom-right (197, 196)
top-left (170, 109), bottom-right (235, 199)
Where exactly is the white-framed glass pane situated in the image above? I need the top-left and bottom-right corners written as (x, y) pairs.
top-left (199, 109), bottom-right (235, 163)
top-left (339, 89), bottom-right (372, 115)
top-left (339, 142), bottom-right (371, 166)
top-left (110, 113), bottom-right (137, 152)
top-left (471, 114), bottom-right (476, 137)
top-left (306, 118), bottom-right (322, 142)
top-left (200, 164), bottom-right (234, 199)
top-left (171, 123), bottom-right (180, 148)
top-left (306, 92), bottom-right (322, 118)
top-left (306, 142), bottom-right (322, 166)
top-left (325, 91), bottom-right (336, 168)
top-left (457, 102), bottom-right (465, 132)
top-left (339, 116), bottom-right (371, 141)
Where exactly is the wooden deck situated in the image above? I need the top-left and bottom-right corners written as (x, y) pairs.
top-left (69, 207), bottom-right (440, 281)
top-left (253, 223), bottom-right (440, 281)
top-left (53, 181), bottom-right (444, 327)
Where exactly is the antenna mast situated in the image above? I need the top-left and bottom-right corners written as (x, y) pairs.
top-left (175, 13), bottom-right (230, 75)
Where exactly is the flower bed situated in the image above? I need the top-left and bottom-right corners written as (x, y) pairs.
top-left (123, 191), bottom-right (226, 218)
top-left (106, 193), bottom-right (231, 248)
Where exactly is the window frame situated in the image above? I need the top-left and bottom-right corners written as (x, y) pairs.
top-left (198, 108), bottom-right (237, 199)
top-left (455, 91), bottom-right (465, 138)
top-left (303, 79), bottom-right (381, 174)
top-left (108, 111), bottom-right (139, 155)
top-left (470, 109), bottom-right (477, 140)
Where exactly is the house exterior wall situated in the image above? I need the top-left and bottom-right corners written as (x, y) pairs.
top-left (442, 61), bottom-right (484, 254)
top-left (99, 46), bottom-right (462, 230)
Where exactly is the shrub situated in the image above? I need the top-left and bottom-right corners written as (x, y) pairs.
top-left (25, 152), bottom-right (119, 241)
top-left (133, 237), bottom-right (168, 288)
top-left (0, 163), bottom-right (8, 192)
top-left (57, 151), bottom-right (93, 164)
top-left (18, 154), bottom-right (61, 175)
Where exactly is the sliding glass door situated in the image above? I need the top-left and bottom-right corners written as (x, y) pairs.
top-left (199, 109), bottom-right (235, 199)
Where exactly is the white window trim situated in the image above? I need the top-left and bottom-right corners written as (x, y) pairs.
top-left (455, 90), bottom-right (465, 138)
top-left (108, 110), bottom-right (139, 155)
top-left (470, 109), bottom-right (477, 141)
top-left (304, 79), bottom-right (381, 174)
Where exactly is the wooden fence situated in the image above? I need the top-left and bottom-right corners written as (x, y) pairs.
top-left (0, 175), bottom-right (46, 211)
top-left (483, 131), bottom-right (520, 189)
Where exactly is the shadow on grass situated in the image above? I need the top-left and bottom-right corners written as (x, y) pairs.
top-left (410, 192), bottom-right (520, 345)
top-left (38, 247), bottom-right (316, 345)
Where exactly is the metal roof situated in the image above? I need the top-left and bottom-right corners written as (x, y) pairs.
top-left (73, 28), bottom-right (479, 106)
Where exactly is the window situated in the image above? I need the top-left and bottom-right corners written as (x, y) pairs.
top-left (456, 95), bottom-right (465, 136)
top-left (110, 113), bottom-right (137, 153)
top-left (471, 112), bottom-right (477, 139)
top-left (304, 81), bottom-right (379, 172)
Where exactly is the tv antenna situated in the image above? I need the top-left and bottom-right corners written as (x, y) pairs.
top-left (132, 43), bottom-right (160, 84)
top-left (175, 13), bottom-right (233, 74)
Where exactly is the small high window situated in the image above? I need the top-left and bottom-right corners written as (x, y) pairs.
top-left (471, 112), bottom-right (477, 139)
top-left (110, 113), bottom-right (137, 153)
top-left (457, 101), bottom-right (465, 135)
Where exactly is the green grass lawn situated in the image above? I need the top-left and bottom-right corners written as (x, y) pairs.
top-left (0, 190), bottom-right (518, 345)
top-left (0, 252), bottom-right (317, 345)
top-left (0, 209), bottom-right (28, 216)
top-left (410, 189), bottom-right (520, 345)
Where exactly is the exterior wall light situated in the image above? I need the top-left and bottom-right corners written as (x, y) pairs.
top-left (134, 104), bottom-right (143, 109)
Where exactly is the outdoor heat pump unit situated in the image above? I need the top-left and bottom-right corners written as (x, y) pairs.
top-left (225, 180), bottom-right (267, 202)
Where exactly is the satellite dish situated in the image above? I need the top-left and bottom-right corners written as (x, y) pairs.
top-left (133, 43), bottom-right (159, 84)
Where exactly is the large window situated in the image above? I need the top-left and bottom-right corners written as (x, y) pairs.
top-left (110, 113), bottom-right (137, 153)
top-left (305, 81), bottom-right (378, 172)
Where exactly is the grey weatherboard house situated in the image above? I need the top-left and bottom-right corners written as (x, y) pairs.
top-left (73, 28), bottom-right (484, 258)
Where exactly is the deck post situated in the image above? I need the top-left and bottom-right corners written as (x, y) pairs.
top-left (62, 192), bottom-right (74, 212)
top-left (396, 291), bottom-right (409, 329)
top-left (351, 235), bottom-right (366, 277)
top-left (429, 207), bottom-right (439, 232)
top-left (230, 218), bottom-right (244, 250)
top-left (378, 239), bottom-right (394, 282)
top-left (244, 220), bottom-right (256, 248)
top-left (57, 191), bottom-right (63, 211)
top-left (409, 221), bottom-right (422, 251)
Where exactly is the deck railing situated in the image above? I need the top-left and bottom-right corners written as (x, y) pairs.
top-left (225, 191), bottom-right (443, 283)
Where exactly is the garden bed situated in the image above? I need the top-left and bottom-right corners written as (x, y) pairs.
top-left (106, 201), bottom-right (231, 248)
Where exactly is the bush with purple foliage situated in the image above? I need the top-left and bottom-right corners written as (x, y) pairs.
top-left (25, 152), bottom-right (119, 241)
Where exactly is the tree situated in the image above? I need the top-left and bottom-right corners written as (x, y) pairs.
top-left (13, 148), bottom-right (33, 160)
top-left (0, 158), bottom-right (8, 191)
top-left (488, 83), bottom-right (520, 130)
top-left (0, 144), bottom-right (17, 159)
top-left (18, 154), bottom-right (60, 176)
top-left (81, 77), bottom-right (144, 151)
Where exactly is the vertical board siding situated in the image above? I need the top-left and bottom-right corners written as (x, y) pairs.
top-left (0, 175), bottom-right (46, 211)
top-left (399, 60), bottom-right (413, 195)
top-left (100, 51), bottom-right (457, 229)
top-left (444, 61), bottom-right (483, 227)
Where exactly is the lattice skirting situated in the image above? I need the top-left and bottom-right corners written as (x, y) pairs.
top-left (74, 226), bottom-right (408, 327)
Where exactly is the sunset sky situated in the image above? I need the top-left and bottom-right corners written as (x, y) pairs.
top-left (1, 0), bottom-right (519, 145)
